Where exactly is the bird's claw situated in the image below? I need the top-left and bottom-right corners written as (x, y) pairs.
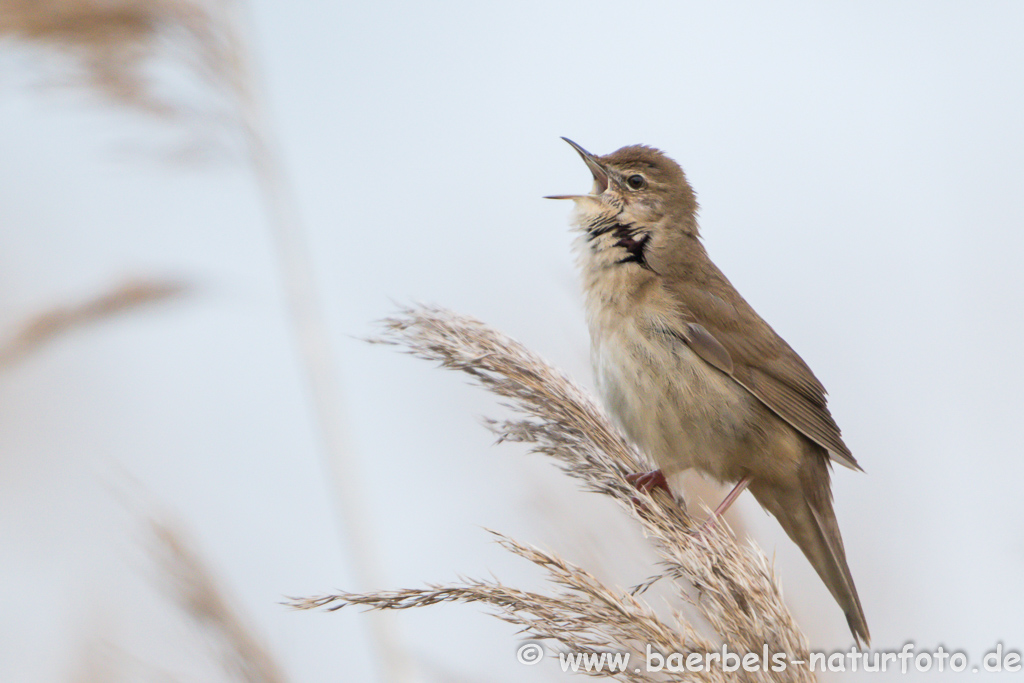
top-left (627, 470), bottom-right (671, 519)
top-left (625, 469), bottom-right (669, 494)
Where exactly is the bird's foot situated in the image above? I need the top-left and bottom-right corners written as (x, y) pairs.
top-left (625, 469), bottom-right (669, 494)
top-left (626, 470), bottom-right (671, 519)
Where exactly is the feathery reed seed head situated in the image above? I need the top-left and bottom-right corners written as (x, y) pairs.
top-left (293, 306), bottom-right (813, 682)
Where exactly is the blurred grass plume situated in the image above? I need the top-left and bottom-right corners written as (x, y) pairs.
top-left (1, 4), bottom-right (412, 678)
top-left (0, 0), bottom-right (252, 154)
top-left (150, 518), bottom-right (289, 683)
top-left (0, 278), bottom-right (187, 370)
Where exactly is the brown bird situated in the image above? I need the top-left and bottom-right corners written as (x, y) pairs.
top-left (548, 138), bottom-right (869, 646)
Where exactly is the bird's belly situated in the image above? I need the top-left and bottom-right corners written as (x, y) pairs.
top-left (593, 326), bottom-right (755, 482)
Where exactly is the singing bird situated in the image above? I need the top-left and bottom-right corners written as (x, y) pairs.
top-left (548, 138), bottom-right (869, 645)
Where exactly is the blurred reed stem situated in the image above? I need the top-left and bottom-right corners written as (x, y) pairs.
top-left (240, 93), bottom-right (415, 683)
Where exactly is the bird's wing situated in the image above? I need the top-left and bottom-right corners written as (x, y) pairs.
top-left (663, 280), bottom-right (860, 471)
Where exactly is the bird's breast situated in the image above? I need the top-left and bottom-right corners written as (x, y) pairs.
top-left (585, 284), bottom-right (756, 482)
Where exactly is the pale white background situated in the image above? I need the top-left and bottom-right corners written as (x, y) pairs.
top-left (1, 2), bottom-right (1022, 681)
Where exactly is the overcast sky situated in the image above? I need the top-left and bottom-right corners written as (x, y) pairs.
top-left (2, 2), bottom-right (1023, 681)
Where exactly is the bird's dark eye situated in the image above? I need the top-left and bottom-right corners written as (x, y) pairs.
top-left (626, 174), bottom-right (646, 190)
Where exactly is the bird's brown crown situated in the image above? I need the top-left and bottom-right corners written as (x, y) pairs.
top-left (600, 144), bottom-right (699, 229)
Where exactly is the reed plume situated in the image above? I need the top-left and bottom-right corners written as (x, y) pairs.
top-left (292, 305), bottom-right (814, 682)
top-left (0, 0), bottom-right (251, 152)
top-left (0, 278), bottom-right (186, 370)
top-left (150, 518), bottom-right (289, 683)
top-left (2, 4), bottom-right (409, 678)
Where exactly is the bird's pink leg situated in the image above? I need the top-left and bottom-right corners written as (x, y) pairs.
top-left (702, 474), bottom-right (753, 530)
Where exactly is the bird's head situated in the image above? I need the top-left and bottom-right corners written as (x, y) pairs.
top-left (547, 138), bottom-right (699, 238)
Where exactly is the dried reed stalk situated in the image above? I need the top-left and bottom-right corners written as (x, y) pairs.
top-left (291, 306), bottom-right (814, 682)
top-left (0, 278), bottom-right (186, 370)
top-left (3, 5), bottom-right (410, 679)
top-left (151, 518), bottom-right (289, 683)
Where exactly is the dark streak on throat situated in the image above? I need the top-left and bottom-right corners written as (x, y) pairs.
top-left (587, 220), bottom-right (653, 271)
top-left (614, 230), bottom-right (652, 270)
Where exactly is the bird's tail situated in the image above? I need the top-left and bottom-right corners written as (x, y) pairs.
top-left (753, 472), bottom-right (870, 647)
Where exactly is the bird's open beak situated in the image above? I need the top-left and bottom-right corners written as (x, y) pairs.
top-left (544, 137), bottom-right (610, 200)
